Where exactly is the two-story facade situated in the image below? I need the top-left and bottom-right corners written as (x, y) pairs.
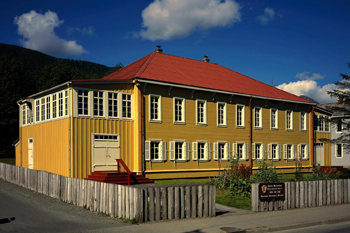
top-left (15, 47), bottom-right (332, 179)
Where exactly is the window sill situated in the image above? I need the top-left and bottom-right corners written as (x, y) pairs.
top-left (300, 129), bottom-right (307, 132)
top-left (301, 158), bottom-right (309, 160)
top-left (217, 125), bottom-right (227, 128)
top-left (254, 127), bottom-right (263, 130)
top-left (174, 121), bottom-right (186, 125)
top-left (197, 159), bottom-right (209, 163)
top-left (196, 123), bottom-right (207, 126)
top-left (171, 159), bottom-right (188, 163)
top-left (149, 120), bottom-right (162, 124)
top-left (286, 129), bottom-right (294, 132)
top-left (236, 125), bottom-right (245, 129)
top-left (149, 160), bottom-right (164, 163)
top-left (270, 128), bottom-right (278, 131)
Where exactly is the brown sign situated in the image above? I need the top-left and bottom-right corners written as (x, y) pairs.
top-left (259, 183), bottom-right (285, 200)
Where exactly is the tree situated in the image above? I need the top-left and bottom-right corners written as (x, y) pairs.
top-left (325, 62), bottom-right (350, 152)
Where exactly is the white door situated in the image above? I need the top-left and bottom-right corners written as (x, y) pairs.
top-left (92, 134), bottom-right (120, 171)
top-left (315, 143), bottom-right (324, 166)
top-left (28, 138), bottom-right (34, 169)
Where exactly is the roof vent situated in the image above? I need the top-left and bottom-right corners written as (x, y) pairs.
top-left (203, 55), bottom-right (210, 63)
top-left (155, 45), bottom-right (163, 53)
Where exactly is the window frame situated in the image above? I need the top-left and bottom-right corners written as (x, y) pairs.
top-left (196, 99), bottom-right (207, 126)
top-left (300, 111), bottom-right (307, 132)
top-left (270, 108), bottom-right (278, 130)
top-left (336, 144), bottom-right (343, 158)
top-left (145, 139), bottom-right (167, 162)
top-left (192, 141), bottom-right (210, 162)
top-left (298, 143), bottom-right (309, 160)
top-left (107, 92), bottom-right (119, 119)
top-left (283, 144), bottom-right (296, 160)
top-left (93, 91), bottom-right (105, 118)
top-left (254, 107), bottom-right (263, 129)
top-left (122, 93), bottom-right (133, 119)
top-left (286, 110), bottom-right (293, 131)
top-left (217, 102), bottom-right (227, 127)
top-left (252, 143), bottom-right (265, 160)
top-left (236, 104), bottom-right (245, 128)
top-left (233, 142), bottom-right (249, 161)
top-left (336, 119), bottom-right (342, 133)
top-left (268, 143), bottom-right (281, 160)
top-left (173, 97), bottom-right (186, 124)
top-left (148, 94), bottom-right (162, 123)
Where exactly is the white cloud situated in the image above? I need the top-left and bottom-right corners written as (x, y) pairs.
top-left (277, 80), bottom-right (336, 104)
top-left (296, 71), bottom-right (325, 80)
top-left (139, 0), bottom-right (241, 41)
top-left (256, 7), bottom-right (275, 25)
top-left (67, 26), bottom-right (95, 36)
top-left (14, 10), bottom-right (87, 56)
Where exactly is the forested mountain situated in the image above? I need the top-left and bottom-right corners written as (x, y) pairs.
top-left (0, 43), bottom-right (123, 158)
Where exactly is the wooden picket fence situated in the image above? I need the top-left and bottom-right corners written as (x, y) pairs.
top-left (0, 163), bottom-right (215, 222)
top-left (251, 179), bottom-right (350, 212)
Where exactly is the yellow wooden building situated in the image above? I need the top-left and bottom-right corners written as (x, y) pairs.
top-left (15, 47), bottom-right (331, 179)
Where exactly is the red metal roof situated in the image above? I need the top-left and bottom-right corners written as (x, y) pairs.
top-left (102, 52), bottom-right (313, 104)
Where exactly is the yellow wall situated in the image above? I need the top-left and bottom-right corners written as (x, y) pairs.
top-left (143, 84), bottom-right (314, 179)
top-left (72, 83), bottom-right (136, 179)
top-left (17, 118), bottom-right (70, 176)
top-left (314, 111), bottom-right (332, 166)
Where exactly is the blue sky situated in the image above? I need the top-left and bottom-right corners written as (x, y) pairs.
top-left (1, 0), bottom-right (350, 103)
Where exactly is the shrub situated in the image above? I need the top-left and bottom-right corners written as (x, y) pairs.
top-left (229, 178), bottom-right (251, 198)
top-left (250, 159), bottom-right (281, 183)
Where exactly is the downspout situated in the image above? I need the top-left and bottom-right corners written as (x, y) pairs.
top-left (134, 79), bottom-right (143, 175)
top-left (311, 106), bottom-right (317, 168)
top-left (249, 97), bottom-right (253, 173)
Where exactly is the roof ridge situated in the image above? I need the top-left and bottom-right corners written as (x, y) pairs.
top-left (134, 52), bottom-right (156, 78)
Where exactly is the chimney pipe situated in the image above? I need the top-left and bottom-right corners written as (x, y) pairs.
top-left (203, 55), bottom-right (210, 63)
top-left (155, 45), bottom-right (163, 53)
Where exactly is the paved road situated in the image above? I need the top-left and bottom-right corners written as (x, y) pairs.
top-left (275, 221), bottom-right (350, 233)
top-left (0, 179), bottom-right (130, 232)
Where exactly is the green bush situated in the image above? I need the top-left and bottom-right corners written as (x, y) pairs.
top-left (250, 159), bottom-right (281, 183)
top-left (229, 178), bottom-right (251, 198)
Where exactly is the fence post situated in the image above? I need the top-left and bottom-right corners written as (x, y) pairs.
top-left (161, 187), bottom-right (167, 220)
top-left (155, 187), bottom-right (161, 221)
top-left (252, 183), bottom-right (258, 212)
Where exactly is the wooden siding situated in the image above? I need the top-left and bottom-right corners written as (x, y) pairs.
top-left (314, 111), bottom-right (332, 166)
top-left (71, 83), bottom-right (136, 179)
top-left (17, 118), bottom-right (70, 176)
top-left (143, 84), bottom-right (314, 178)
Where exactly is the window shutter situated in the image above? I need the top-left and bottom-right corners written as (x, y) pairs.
top-left (145, 141), bottom-right (150, 161)
top-left (162, 141), bottom-right (167, 161)
top-left (278, 144), bottom-right (282, 160)
top-left (227, 143), bottom-right (231, 160)
top-left (262, 144), bottom-right (266, 159)
top-left (245, 143), bottom-right (249, 160)
top-left (297, 144), bottom-right (301, 160)
top-left (192, 142), bottom-right (198, 161)
top-left (208, 143), bottom-right (211, 161)
top-left (252, 143), bottom-right (256, 160)
top-left (306, 145), bottom-right (309, 159)
top-left (214, 142), bottom-right (218, 161)
top-left (170, 141), bottom-right (175, 161)
top-left (268, 144), bottom-right (272, 160)
top-left (232, 143), bottom-right (237, 159)
top-left (283, 144), bottom-right (287, 159)
top-left (186, 142), bottom-right (190, 161)
top-left (292, 144), bottom-right (296, 159)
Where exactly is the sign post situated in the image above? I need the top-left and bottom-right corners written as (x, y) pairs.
top-left (259, 183), bottom-right (285, 200)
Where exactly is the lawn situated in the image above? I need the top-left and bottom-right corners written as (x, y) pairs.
top-left (0, 158), bottom-right (15, 165)
top-left (154, 178), bottom-right (251, 210)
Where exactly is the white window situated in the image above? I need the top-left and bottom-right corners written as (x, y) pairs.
top-left (27, 105), bottom-right (32, 124)
top-left (283, 144), bottom-right (295, 160)
top-left (298, 144), bottom-right (309, 160)
top-left (169, 141), bottom-right (190, 161)
top-left (214, 142), bottom-right (230, 161)
top-left (192, 141), bottom-right (210, 161)
top-left (268, 143), bottom-right (281, 160)
top-left (41, 98), bottom-right (46, 121)
top-left (52, 94), bottom-right (57, 118)
top-left (325, 116), bottom-right (330, 132)
top-left (46, 96), bottom-right (51, 120)
top-left (319, 116), bottom-right (324, 131)
top-left (314, 115), bottom-right (319, 131)
top-left (145, 140), bottom-right (167, 161)
top-left (93, 91), bottom-right (104, 117)
top-left (35, 100), bottom-right (40, 122)
top-left (286, 110), bottom-right (293, 130)
top-left (149, 95), bottom-right (161, 122)
top-left (336, 144), bottom-right (343, 158)
top-left (300, 112), bottom-right (307, 131)
top-left (122, 94), bottom-right (132, 118)
top-left (232, 143), bottom-right (249, 160)
top-left (254, 107), bottom-right (262, 128)
top-left (64, 90), bottom-right (69, 116)
top-left (196, 100), bottom-right (207, 125)
top-left (78, 90), bottom-right (89, 116)
top-left (270, 109), bottom-right (278, 129)
top-left (108, 92), bottom-right (118, 118)
top-left (174, 97), bottom-right (185, 124)
top-left (58, 92), bottom-right (64, 117)
top-left (217, 102), bottom-right (227, 127)
top-left (336, 119), bottom-right (342, 132)
top-left (22, 105), bottom-right (26, 125)
top-left (236, 105), bottom-right (245, 127)
top-left (252, 143), bottom-right (265, 160)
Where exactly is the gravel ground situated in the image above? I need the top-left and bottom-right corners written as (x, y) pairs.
top-left (0, 178), bottom-right (131, 232)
